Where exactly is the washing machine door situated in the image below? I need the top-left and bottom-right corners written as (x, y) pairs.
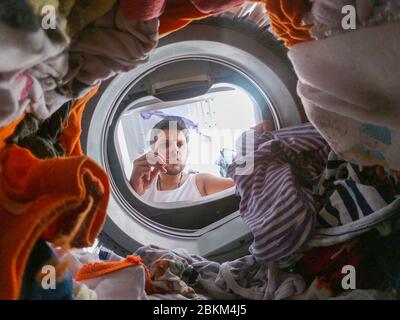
top-left (81, 11), bottom-right (305, 262)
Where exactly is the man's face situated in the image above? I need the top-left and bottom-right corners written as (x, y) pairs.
top-left (153, 128), bottom-right (188, 175)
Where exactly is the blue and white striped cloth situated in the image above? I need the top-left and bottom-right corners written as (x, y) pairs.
top-left (228, 123), bottom-right (330, 263)
top-left (305, 151), bottom-right (400, 247)
top-left (316, 151), bottom-right (398, 228)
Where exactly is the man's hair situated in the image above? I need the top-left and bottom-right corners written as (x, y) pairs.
top-left (149, 116), bottom-right (190, 146)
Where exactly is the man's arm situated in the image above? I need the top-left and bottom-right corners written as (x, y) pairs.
top-left (196, 173), bottom-right (235, 196)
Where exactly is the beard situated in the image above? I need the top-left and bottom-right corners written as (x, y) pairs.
top-left (165, 163), bottom-right (185, 176)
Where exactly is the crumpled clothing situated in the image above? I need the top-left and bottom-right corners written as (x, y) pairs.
top-left (72, 282), bottom-right (98, 300)
top-left (0, 0), bottom-right (71, 126)
top-left (19, 239), bottom-right (73, 300)
top-left (219, 255), bottom-right (305, 300)
top-left (134, 245), bottom-right (306, 300)
top-left (62, 0), bottom-right (117, 38)
top-left (305, 0), bottom-right (400, 40)
top-left (288, 21), bottom-right (400, 169)
top-left (373, 230), bottom-right (400, 295)
top-left (62, 248), bottom-right (208, 300)
top-left (262, 0), bottom-right (313, 47)
top-left (77, 264), bottom-right (149, 300)
top-left (292, 230), bottom-right (400, 297)
top-left (27, 0), bottom-right (118, 39)
top-left (149, 254), bottom-right (200, 298)
top-left (59, 86), bottom-right (99, 156)
top-left (74, 256), bottom-right (150, 283)
top-left (0, 114), bottom-right (25, 150)
top-left (0, 145), bottom-right (109, 300)
top-left (157, 0), bottom-right (209, 36)
top-left (2, 86), bottom-right (98, 159)
top-left (315, 151), bottom-right (400, 231)
top-left (0, 0), bottom-right (69, 73)
top-left (190, 0), bottom-right (244, 14)
top-left (227, 123), bottom-right (329, 263)
top-left (329, 289), bottom-right (398, 300)
top-left (73, 255), bottom-right (153, 300)
top-left (0, 71), bottom-right (47, 127)
top-left (0, 1), bottom-right (159, 128)
top-left (6, 102), bottom-right (71, 159)
top-left (121, 0), bottom-right (244, 21)
top-left (68, 4), bottom-right (159, 88)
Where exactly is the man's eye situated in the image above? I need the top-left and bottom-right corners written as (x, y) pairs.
top-left (177, 142), bottom-right (183, 148)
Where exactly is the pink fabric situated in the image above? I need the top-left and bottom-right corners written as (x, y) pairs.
top-left (190, 0), bottom-right (244, 14)
top-left (120, 0), bottom-right (244, 21)
top-left (120, 0), bottom-right (166, 21)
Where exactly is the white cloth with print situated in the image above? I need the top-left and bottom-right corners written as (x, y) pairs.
top-left (288, 21), bottom-right (400, 170)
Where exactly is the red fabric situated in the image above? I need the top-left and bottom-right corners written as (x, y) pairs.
top-left (0, 145), bottom-right (110, 299)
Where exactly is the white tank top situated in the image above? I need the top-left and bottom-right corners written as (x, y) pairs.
top-left (141, 174), bottom-right (203, 203)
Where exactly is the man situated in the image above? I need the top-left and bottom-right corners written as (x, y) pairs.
top-left (130, 116), bottom-right (236, 203)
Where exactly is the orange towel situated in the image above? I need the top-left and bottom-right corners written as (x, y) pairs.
top-left (0, 145), bottom-right (110, 300)
top-left (75, 255), bottom-right (154, 293)
top-left (262, 0), bottom-right (313, 47)
top-left (121, 0), bottom-right (244, 37)
top-left (60, 87), bottom-right (99, 156)
top-left (159, 0), bottom-right (210, 36)
top-left (0, 114), bottom-right (25, 150)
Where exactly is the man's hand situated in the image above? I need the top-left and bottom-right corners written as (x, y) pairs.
top-left (130, 152), bottom-right (167, 195)
top-left (251, 119), bottom-right (274, 133)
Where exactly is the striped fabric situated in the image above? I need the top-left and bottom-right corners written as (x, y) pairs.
top-left (316, 151), bottom-right (400, 229)
top-left (228, 123), bottom-right (329, 263)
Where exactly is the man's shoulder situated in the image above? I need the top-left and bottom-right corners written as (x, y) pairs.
top-left (194, 172), bottom-right (215, 181)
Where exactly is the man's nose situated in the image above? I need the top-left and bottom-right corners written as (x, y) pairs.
top-left (169, 143), bottom-right (179, 152)
top-left (168, 144), bottom-right (180, 160)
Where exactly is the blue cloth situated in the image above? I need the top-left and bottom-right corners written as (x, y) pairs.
top-left (19, 239), bottom-right (73, 300)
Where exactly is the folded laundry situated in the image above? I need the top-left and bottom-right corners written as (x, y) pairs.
top-left (0, 145), bottom-right (109, 300)
top-left (228, 123), bottom-right (329, 263)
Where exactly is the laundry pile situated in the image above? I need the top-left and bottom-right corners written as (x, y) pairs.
top-left (28, 238), bottom-right (397, 300)
top-left (0, 0), bottom-right (245, 300)
top-left (285, 0), bottom-right (400, 170)
top-left (1, 0), bottom-right (400, 301)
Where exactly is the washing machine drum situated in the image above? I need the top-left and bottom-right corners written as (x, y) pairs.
top-left (81, 15), bottom-right (304, 262)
